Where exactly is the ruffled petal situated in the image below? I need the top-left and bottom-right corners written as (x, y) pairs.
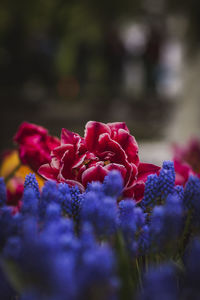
top-left (61, 128), bottom-right (80, 144)
top-left (52, 144), bottom-right (74, 160)
top-left (82, 164), bottom-right (109, 187)
top-left (123, 181), bottom-right (145, 202)
top-left (72, 154), bottom-right (87, 169)
top-left (57, 173), bottom-right (85, 192)
top-left (63, 179), bottom-right (85, 192)
top-left (61, 128), bottom-right (86, 154)
top-left (84, 121), bottom-right (111, 151)
top-left (77, 137), bottom-right (87, 154)
top-left (14, 122), bottom-right (60, 172)
top-left (133, 181), bottom-right (145, 202)
top-left (98, 133), bottom-right (127, 164)
top-left (60, 150), bottom-right (87, 180)
top-left (19, 144), bottom-right (51, 170)
top-left (124, 162), bottom-right (138, 189)
top-left (50, 157), bottom-right (60, 169)
top-left (123, 185), bottom-right (134, 198)
top-left (107, 122), bottom-right (130, 133)
top-left (59, 164), bottom-right (75, 181)
top-left (116, 129), bottom-right (139, 164)
top-left (104, 163), bottom-right (127, 182)
top-left (77, 164), bottom-right (87, 182)
top-left (174, 159), bottom-right (193, 186)
top-left (137, 163), bottom-right (160, 182)
top-left (60, 148), bottom-right (76, 179)
top-left (45, 135), bottom-right (60, 151)
top-left (14, 122), bottom-right (47, 143)
top-left (38, 164), bottom-right (59, 181)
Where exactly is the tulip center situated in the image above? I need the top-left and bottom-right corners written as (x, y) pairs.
top-left (104, 160), bottom-right (110, 166)
top-left (83, 159), bottom-right (90, 165)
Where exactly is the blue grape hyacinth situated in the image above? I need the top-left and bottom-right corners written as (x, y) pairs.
top-left (0, 165), bottom-right (200, 299)
top-left (0, 177), bottom-right (6, 206)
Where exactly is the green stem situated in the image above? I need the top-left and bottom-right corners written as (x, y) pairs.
top-left (145, 255), bottom-right (149, 273)
top-left (115, 232), bottom-right (135, 300)
top-left (136, 257), bottom-right (143, 290)
top-left (177, 209), bottom-right (193, 259)
top-left (0, 259), bottom-right (25, 293)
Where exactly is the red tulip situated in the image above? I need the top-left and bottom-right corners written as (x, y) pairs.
top-left (39, 121), bottom-right (160, 202)
top-left (173, 138), bottom-right (200, 186)
top-left (14, 122), bottom-right (60, 172)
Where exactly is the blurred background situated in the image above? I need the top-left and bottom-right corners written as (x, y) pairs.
top-left (0, 0), bottom-right (200, 165)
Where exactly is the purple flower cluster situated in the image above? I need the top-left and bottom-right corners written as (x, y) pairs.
top-left (0, 161), bottom-right (200, 299)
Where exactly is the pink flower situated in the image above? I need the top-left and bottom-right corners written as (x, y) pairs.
top-left (39, 121), bottom-right (160, 202)
top-left (6, 177), bottom-right (24, 206)
top-left (14, 122), bottom-right (60, 172)
top-left (173, 159), bottom-right (194, 186)
top-left (173, 138), bottom-right (200, 186)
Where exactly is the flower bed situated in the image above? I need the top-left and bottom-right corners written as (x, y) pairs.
top-left (0, 121), bottom-right (200, 299)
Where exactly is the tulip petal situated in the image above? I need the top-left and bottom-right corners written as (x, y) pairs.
top-left (38, 164), bottom-right (58, 180)
top-left (60, 149), bottom-right (77, 179)
top-left (123, 181), bottom-right (145, 202)
top-left (133, 182), bottom-right (145, 202)
top-left (174, 159), bottom-right (193, 186)
top-left (57, 174), bottom-right (85, 192)
top-left (105, 163), bottom-right (127, 182)
top-left (72, 154), bottom-right (87, 169)
top-left (14, 122), bottom-right (60, 172)
top-left (14, 122), bottom-right (48, 143)
top-left (82, 164), bottom-right (109, 187)
top-left (84, 121), bottom-right (111, 151)
top-left (64, 179), bottom-right (85, 192)
top-left (137, 163), bottom-right (160, 182)
top-left (52, 144), bottom-right (73, 159)
top-left (50, 157), bottom-right (60, 169)
top-left (107, 122), bottom-right (130, 133)
top-left (61, 128), bottom-right (80, 144)
top-left (116, 129), bottom-right (139, 164)
top-left (124, 162), bottom-right (138, 189)
top-left (45, 135), bottom-right (60, 150)
top-left (98, 133), bottom-right (127, 164)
